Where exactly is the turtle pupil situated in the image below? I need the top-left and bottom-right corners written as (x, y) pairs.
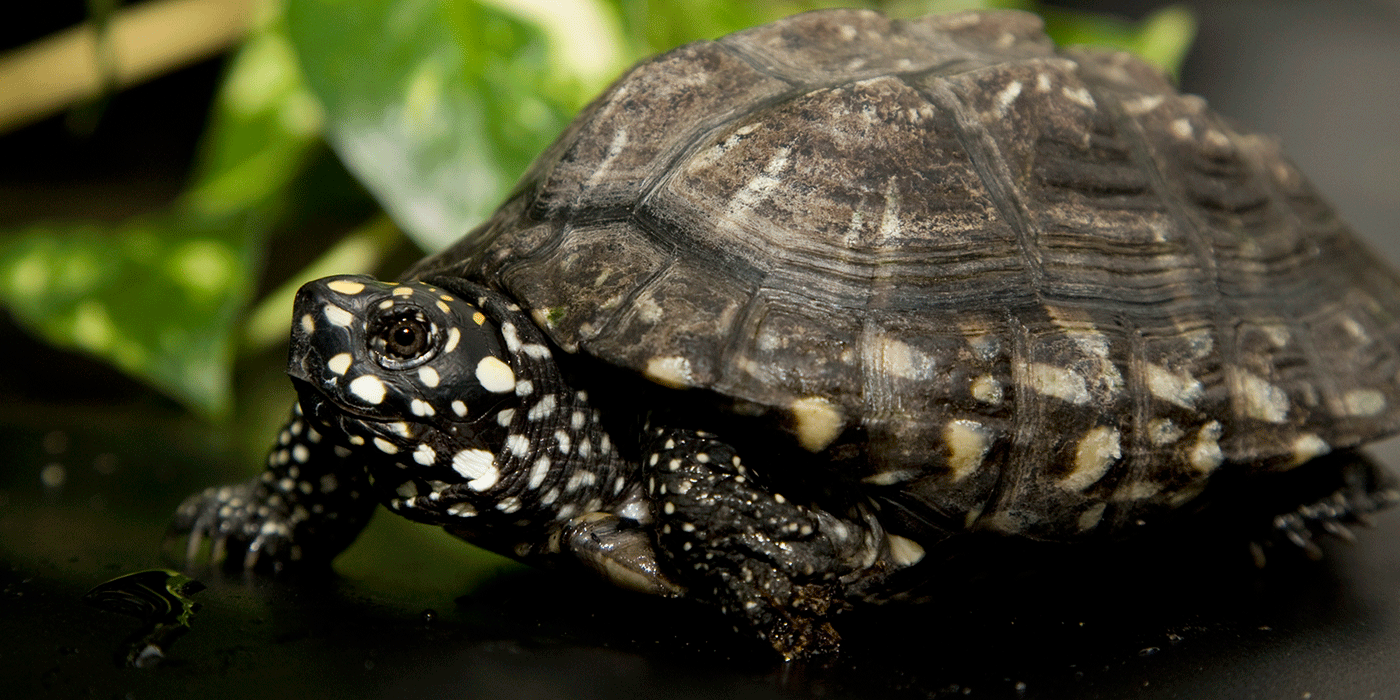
top-left (386, 319), bottom-right (426, 357)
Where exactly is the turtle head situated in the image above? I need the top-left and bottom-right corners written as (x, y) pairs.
top-left (287, 275), bottom-right (519, 456)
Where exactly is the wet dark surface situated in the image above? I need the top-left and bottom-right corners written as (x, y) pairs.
top-left (3, 413), bottom-right (1400, 700)
top-left (3, 0), bottom-right (1400, 698)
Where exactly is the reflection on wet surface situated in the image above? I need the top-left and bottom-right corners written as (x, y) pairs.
top-left (2, 413), bottom-right (1399, 699)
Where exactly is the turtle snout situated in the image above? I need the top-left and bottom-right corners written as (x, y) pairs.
top-left (287, 275), bottom-right (381, 386)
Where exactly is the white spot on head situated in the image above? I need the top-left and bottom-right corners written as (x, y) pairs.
top-left (523, 343), bottom-right (551, 359)
top-left (452, 449), bottom-right (498, 490)
top-left (790, 396), bottom-right (844, 452)
top-left (444, 327), bottom-right (461, 353)
top-left (451, 400), bottom-right (467, 417)
top-left (373, 437), bottom-right (398, 454)
top-left (476, 356), bottom-right (515, 393)
top-left (944, 419), bottom-right (989, 481)
top-left (300, 314), bottom-right (315, 335)
top-left (1344, 389), bottom-right (1387, 417)
top-left (506, 434), bottom-right (530, 458)
top-left (324, 304), bottom-right (354, 327)
top-left (1028, 363), bottom-right (1089, 405)
top-left (644, 356), bottom-right (693, 389)
top-left (327, 353), bottom-right (352, 376)
top-left (496, 408), bottom-right (515, 426)
top-left (326, 279), bottom-right (365, 295)
top-left (448, 502), bottom-right (476, 517)
top-left (515, 379), bottom-right (534, 396)
top-left (1061, 426), bottom-right (1121, 491)
top-left (410, 399), bottom-right (435, 417)
top-left (348, 375), bottom-right (386, 404)
top-left (418, 366), bottom-right (440, 388)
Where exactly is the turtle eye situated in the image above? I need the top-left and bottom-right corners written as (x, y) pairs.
top-left (386, 318), bottom-right (428, 358)
top-left (370, 310), bottom-right (438, 369)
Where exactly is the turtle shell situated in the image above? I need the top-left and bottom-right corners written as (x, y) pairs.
top-left (406, 9), bottom-right (1400, 539)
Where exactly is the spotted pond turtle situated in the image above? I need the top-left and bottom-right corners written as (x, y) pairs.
top-left (174, 9), bottom-right (1400, 658)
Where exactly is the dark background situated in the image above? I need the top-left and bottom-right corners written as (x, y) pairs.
top-left (2, 1), bottom-right (1398, 698)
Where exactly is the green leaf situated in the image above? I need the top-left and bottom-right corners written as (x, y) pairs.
top-left (1041, 4), bottom-right (1196, 77)
top-left (0, 2), bottom-right (322, 419)
top-left (287, 0), bottom-right (622, 253)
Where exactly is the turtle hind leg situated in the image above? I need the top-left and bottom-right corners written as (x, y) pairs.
top-left (1264, 450), bottom-right (1399, 560)
top-left (643, 426), bottom-right (892, 660)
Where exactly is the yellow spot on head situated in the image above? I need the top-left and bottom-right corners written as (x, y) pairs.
top-left (473, 312), bottom-right (486, 326)
top-left (392, 287), bottom-right (415, 297)
top-left (790, 396), bottom-right (844, 452)
top-left (326, 279), bottom-right (365, 295)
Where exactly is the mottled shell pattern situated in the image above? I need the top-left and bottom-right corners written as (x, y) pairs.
top-left (407, 9), bottom-right (1400, 541)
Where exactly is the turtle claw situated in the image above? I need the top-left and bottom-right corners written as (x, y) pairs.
top-left (169, 480), bottom-right (302, 573)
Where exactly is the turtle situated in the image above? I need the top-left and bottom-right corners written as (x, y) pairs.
top-left (173, 8), bottom-right (1400, 659)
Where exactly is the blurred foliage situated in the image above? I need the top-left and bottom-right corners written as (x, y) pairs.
top-left (0, 0), bottom-right (1194, 420)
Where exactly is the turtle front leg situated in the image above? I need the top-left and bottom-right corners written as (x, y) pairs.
top-left (642, 426), bottom-right (892, 660)
top-left (171, 402), bottom-right (376, 572)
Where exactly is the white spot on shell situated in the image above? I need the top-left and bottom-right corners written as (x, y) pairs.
top-left (790, 396), bottom-right (844, 452)
top-left (452, 449), bottom-right (498, 491)
top-left (1061, 426), bottom-right (1120, 491)
top-left (1170, 117), bottom-right (1193, 139)
top-left (326, 279), bottom-right (365, 295)
top-left (1240, 372), bottom-right (1289, 423)
top-left (995, 80), bottom-right (1022, 115)
top-left (1291, 433), bottom-right (1331, 466)
top-left (327, 353), bottom-right (352, 375)
top-left (644, 356), bottom-right (693, 389)
top-left (1061, 85), bottom-right (1095, 109)
top-left (1344, 389), bottom-right (1386, 417)
top-left (944, 419), bottom-right (989, 482)
top-left (1077, 503), bottom-right (1107, 531)
top-left (1028, 363), bottom-right (1089, 405)
top-left (1145, 363), bottom-right (1203, 409)
top-left (1188, 421), bottom-right (1224, 473)
top-left (1147, 418), bottom-right (1183, 446)
top-left (476, 356), bottom-right (515, 393)
top-left (348, 375), bottom-right (386, 404)
top-left (970, 374), bottom-right (1002, 405)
